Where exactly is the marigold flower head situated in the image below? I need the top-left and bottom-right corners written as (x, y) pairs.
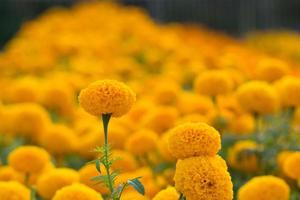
top-left (79, 79), bottom-right (136, 117)
top-left (0, 181), bottom-right (30, 200)
top-left (168, 122), bottom-right (221, 159)
top-left (36, 168), bottom-right (79, 199)
top-left (157, 132), bottom-right (176, 162)
top-left (125, 129), bottom-right (159, 156)
top-left (238, 176), bottom-right (290, 200)
top-left (152, 81), bottom-right (180, 105)
top-left (229, 114), bottom-right (255, 134)
top-left (174, 156), bottom-right (232, 200)
top-left (120, 191), bottom-right (149, 200)
top-left (277, 151), bottom-right (294, 170)
top-left (111, 150), bottom-right (138, 172)
top-left (275, 76), bottom-right (300, 107)
top-left (283, 152), bottom-right (300, 179)
top-left (236, 81), bottom-right (280, 114)
top-left (52, 183), bottom-right (103, 200)
top-left (194, 70), bottom-right (234, 96)
top-left (8, 146), bottom-right (51, 174)
top-left (40, 124), bottom-right (78, 155)
top-left (255, 58), bottom-right (289, 82)
top-left (0, 166), bottom-right (23, 182)
top-left (228, 140), bottom-right (259, 172)
top-left (153, 186), bottom-right (179, 200)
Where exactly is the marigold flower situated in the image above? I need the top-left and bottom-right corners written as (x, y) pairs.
top-left (0, 181), bottom-right (30, 200)
top-left (157, 132), bottom-right (176, 162)
top-left (174, 156), bottom-right (232, 200)
top-left (283, 152), bottom-right (300, 179)
top-left (236, 81), bottom-right (280, 114)
top-left (111, 150), bottom-right (138, 172)
top-left (120, 191), bottom-right (149, 200)
top-left (153, 186), bottom-right (179, 200)
top-left (39, 124), bottom-right (78, 155)
top-left (36, 168), bottom-right (79, 199)
top-left (125, 129), bottom-right (158, 156)
top-left (0, 166), bottom-right (23, 182)
top-left (275, 76), bottom-right (300, 107)
top-left (194, 70), bottom-right (234, 96)
top-left (228, 140), bottom-right (259, 172)
top-left (238, 176), bottom-right (290, 200)
top-left (255, 58), bottom-right (289, 82)
top-left (52, 183), bottom-right (103, 200)
top-left (79, 79), bottom-right (136, 117)
top-left (168, 122), bottom-right (221, 159)
top-left (229, 114), bottom-right (255, 134)
top-left (277, 151), bottom-right (294, 170)
top-left (8, 146), bottom-right (51, 174)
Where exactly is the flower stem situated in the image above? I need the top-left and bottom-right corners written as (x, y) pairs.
top-left (101, 113), bottom-right (115, 199)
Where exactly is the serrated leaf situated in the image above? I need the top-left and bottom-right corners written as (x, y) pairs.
top-left (127, 177), bottom-right (145, 195)
top-left (95, 160), bottom-right (101, 173)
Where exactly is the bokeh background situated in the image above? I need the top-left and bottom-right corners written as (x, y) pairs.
top-left (1, 0), bottom-right (300, 48)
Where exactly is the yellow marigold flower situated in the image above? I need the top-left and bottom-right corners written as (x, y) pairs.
top-left (127, 100), bottom-right (155, 123)
top-left (255, 58), bottom-right (289, 82)
top-left (157, 132), bottom-right (176, 162)
top-left (176, 114), bottom-right (208, 125)
top-left (79, 80), bottom-right (136, 117)
top-left (121, 191), bottom-right (149, 200)
top-left (153, 186), bottom-right (179, 200)
top-left (194, 70), bottom-right (234, 96)
top-left (238, 176), bottom-right (290, 200)
top-left (142, 106), bottom-right (179, 134)
top-left (152, 81), bottom-right (180, 105)
top-left (125, 129), bottom-right (158, 156)
top-left (277, 151), bottom-right (294, 170)
top-left (236, 81), bottom-right (280, 114)
top-left (275, 76), bottom-right (300, 107)
top-left (228, 140), bottom-right (259, 172)
top-left (283, 152), bottom-right (300, 179)
top-left (229, 114), bottom-right (255, 134)
top-left (39, 124), bottom-right (78, 155)
top-left (52, 183), bottom-right (103, 200)
top-left (174, 156), bottom-right (232, 200)
top-left (79, 164), bottom-right (108, 194)
top-left (0, 181), bottom-right (30, 200)
top-left (0, 166), bottom-right (23, 182)
top-left (8, 146), bottom-right (51, 174)
top-left (27, 162), bottom-right (54, 185)
top-left (177, 92), bottom-right (214, 115)
top-left (36, 168), bottom-right (79, 199)
top-left (9, 103), bottom-right (51, 140)
top-left (111, 150), bottom-right (138, 172)
top-left (168, 122), bottom-right (221, 159)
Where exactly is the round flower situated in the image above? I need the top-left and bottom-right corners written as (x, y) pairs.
top-left (157, 132), bottom-right (176, 162)
top-left (125, 129), bottom-right (158, 156)
top-left (255, 58), bottom-right (289, 82)
top-left (121, 191), bottom-right (148, 200)
top-left (283, 152), bottom-right (300, 179)
top-left (79, 80), bottom-right (136, 117)
top-left (152, 81), bottom-right (180, 105)
top-left (36, 168), bottom-right (79, 199)
top-left (229, 114), bottom-right (255, 134)
top-left (275, 76), bottom-right (300, 107)
top-left (238, 176), bottom-right (290, 200)
top-left (8, 146), bottom-right (51, 174)
top-left (0, 181), bottom-right (30, 200)
top-left (277, 151), bottom-right (294, 170)
top-left (236, 81), bottom-right (280, 114)
top-left (194, 70), bottom-right (234, 96)
top-left (0, 166), bottom-right (23, 182)
top-left (111, 150), bottom-right (138, 172)
top-left (228, 140), bottom-right (259, 172)
top-left (79, 164), bottom-right (108, 194)
top-left (39, 124), bottom-right (78, 155)
top-left (153, 186), bottom-right (179, 200)
top-left (174, 156), bottom-right (232, 200)
top-left (168, 122), bottom-right (221, 159)
top-left (52, 184), bottom-right (103, 200)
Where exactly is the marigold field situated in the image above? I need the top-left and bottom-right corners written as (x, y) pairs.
top-left (1, 2), bottom-right (300, 200)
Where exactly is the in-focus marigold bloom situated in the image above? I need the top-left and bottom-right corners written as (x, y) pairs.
top-left (238, 176), bottom-right (290, 200)
top-left (8, 146), bottom-right (51, 174)
top-left (36, 168), bottom-right (79, 199)
top-left (275, 76), bottom-right (300, 107)
top-left (255, 58), bottom-right (289, 82)
top-left (39, 124), bottom-right (78, 155)
top-left (236, 81), bottom-right (280, 114)
top-left (79, 79), bottom-right (136, 117)
top-left (125, 129), bottom-right (158, 156)
top-left (0, 181), bottom-right (30, 200)
top-left (194, 70), bottom-right (234, 96)
top-left (153, 186), bottom-right (179, 200)
top-left (174, 156), bottom-right (232, 200)
top-left (282, 152), bottom-right (300, 179)
top-left (168, 122), bottom-right (221, 159)
top-left (79, 164), bottom-right (108, 194)
top-left (52, 183), bottom-right (103, 200)
top-left (228, 140), bottom-right (259, 172)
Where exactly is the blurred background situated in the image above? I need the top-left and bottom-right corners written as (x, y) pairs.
top-left (1, 0), bottom-right (300, 48)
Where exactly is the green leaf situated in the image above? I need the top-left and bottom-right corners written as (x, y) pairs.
top-left (95, 160), bottom-right (101, 173)
top-left (127, 177), bottom-right (145, 195)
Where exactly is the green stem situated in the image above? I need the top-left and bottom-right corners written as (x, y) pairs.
top-left (101, 113), bottom-right (115, 199)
